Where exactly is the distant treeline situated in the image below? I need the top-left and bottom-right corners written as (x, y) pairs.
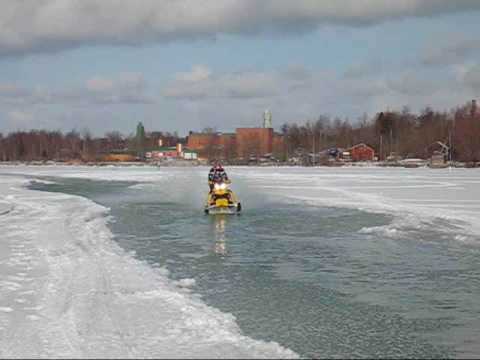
top-left (280, 100), bottom-right (480, 162)
top-left (0, 129), bottom-right (180, 162)
top-left (1, 100), bottom-right (479, 163)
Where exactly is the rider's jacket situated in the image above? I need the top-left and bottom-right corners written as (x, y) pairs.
top-left (208, 167), bottom-right (215, 182)
top-left (209, 168), bottom-right (228, 183)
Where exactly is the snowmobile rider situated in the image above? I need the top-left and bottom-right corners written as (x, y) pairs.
top-left (208, 163), bottom-right (229, 192)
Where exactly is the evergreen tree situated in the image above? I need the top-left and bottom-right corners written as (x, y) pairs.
top-left (135, 122), bottom-right (146, 157)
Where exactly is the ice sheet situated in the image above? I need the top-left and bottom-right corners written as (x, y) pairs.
top-left (2, 164), bottom-right (480, 357)
top-left (0, 172), bottom-right (296, 358)
top-left (228, 166), bottom-right (480, 243)
top-left (2, 165), bottom-right (480, 238)
top-left (1, 164), bottom-right (480, 240)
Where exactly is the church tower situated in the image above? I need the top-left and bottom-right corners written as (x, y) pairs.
top-left (263, 109), bottom-right (272, 128)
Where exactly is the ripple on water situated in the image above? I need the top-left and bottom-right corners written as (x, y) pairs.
top-left (29, 175), bottom-right (480, 359)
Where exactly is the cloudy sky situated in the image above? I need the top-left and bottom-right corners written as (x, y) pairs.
top-left (1, 0), bottom-right (479, 136)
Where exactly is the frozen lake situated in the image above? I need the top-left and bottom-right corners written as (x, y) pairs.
top-left (1, 165), bottom-right (480, 358)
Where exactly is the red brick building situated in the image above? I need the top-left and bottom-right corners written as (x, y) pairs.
top-left (187, 132), bottom-right (236, 159)
top-left (235, 128), bottom-right (273, 158)
top-left (218, 133), bottom-right (236, 151)
top-left (348, 143), bottom-right (375, 161)
top-left (186, 132), bottom-right (217, 150)
top-left (187, 128), bottom-right (283, 160)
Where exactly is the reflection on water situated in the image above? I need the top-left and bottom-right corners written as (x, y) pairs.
top-left (211, 215), bottom-right (228, 256)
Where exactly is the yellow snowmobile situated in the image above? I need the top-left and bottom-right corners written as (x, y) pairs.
top-left (205, 179), bottom-right (241, 215)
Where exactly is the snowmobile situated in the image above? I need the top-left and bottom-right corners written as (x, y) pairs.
top-left (205, 179), bottom-right (242, 215)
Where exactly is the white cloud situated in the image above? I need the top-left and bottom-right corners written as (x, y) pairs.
top-left (386, 72), bottom-right (438, 96)
top-left (163, 61), bottom-right (480, 123)
top-left (0, 73), bottom-right (153, 105)
top-left (222, 72), bottom-right (278, 98)
top-left (1, 61), bottom-right (479, 135)
top-left (86, 78), bottom-right (115, 92)
top-left (175, 65), bottom-right (212, 83)
top-left (163, 64), bottom-right (318, 100)
top-left (340, 65), bottom-right (478, 115)
top-left (1, 0), bottom-right (479, 57)
top-left (344, 60), bottom-right (385, 79)
top-left (454, 63), bottom-right (480, 92)
top-left (0, 83), bottom-right (30, 98)
top-left (77, 73), bottom-right (151, 104)
top-left (6, 110), bottom-right (35, 130)
top-left (421, 37), bottom-right (480, 66)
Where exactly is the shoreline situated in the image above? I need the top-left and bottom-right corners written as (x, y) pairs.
top-left (0, 161), bottom-right (477, 169)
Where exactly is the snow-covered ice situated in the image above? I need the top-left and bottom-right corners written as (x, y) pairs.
top-left (1, 164), bottom-right (480, 357)
top-left (0, 169), bottom-right (296, 358)
top-left (230, 166), bottom-right (480, 243)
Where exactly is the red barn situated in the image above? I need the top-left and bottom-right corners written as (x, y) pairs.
top-left (349, 143), bottom-right (375, 161)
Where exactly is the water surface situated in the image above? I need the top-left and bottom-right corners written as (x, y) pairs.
top-left (30, 168), bottom-right (480, 358)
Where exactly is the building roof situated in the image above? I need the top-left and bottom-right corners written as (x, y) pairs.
top-left (146, 146), bottom-right (176, 152)
top-left (147, 146), bottom-right (198, 153)
top-left (349, 143), bottom-right (374, 150)
top-left (188, 132), bottom-right (216, 136)
top-left (235, 127), bottom-right (272, 130)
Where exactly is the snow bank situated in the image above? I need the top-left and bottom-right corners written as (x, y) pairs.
top-left (229, 167), bottom-right (480, 243)
top-left (0, 164), bottom-right (172, 183)
top-left (0, 174), bottom-right (296, 358)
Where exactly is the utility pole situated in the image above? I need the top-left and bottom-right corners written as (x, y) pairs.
top-left (448, 131), bottom-right (452, 163)
top-left (285, 135), bottom-right (289, 163)
top-left (390, 127), bottom-right (393, 157)
top-left (312, 131), bottom-right (316, 166)
top-left (450, 114), bottom-right (455, 164)
top-left (380, 134), bottom-right (383, 161)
